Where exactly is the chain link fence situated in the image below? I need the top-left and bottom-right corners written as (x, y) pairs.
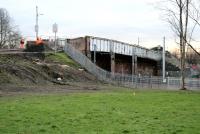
top-left (63, 41), bottom-right (200, 90)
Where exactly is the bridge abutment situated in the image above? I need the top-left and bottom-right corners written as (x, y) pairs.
top-left (132, 55), bottom-right (138, 75)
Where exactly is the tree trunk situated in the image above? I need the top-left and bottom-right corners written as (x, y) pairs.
top-left (179, 0), bottom-right (186, 90)
top-left (181, 0), bottom-right (189, 90)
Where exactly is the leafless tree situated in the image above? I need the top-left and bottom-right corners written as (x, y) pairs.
top-left (0, 8), bottom-right (21, 48)
top-left (158, 0), bottom-right (200, 90)
top-left (171, 49), bottom-right (180, 59)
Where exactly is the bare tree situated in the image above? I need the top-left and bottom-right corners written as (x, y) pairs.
top-left (8, 30), bottom-right (21, 48)
top-left (158, 0), bottom-right (200, 90)
top-left (171, 49), bottom-right (180, 59)
top-left (0, 8), bottom-right (21, 48)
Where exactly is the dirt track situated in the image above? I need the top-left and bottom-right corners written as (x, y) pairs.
top-left (0, 81), bottom-right (109, 96)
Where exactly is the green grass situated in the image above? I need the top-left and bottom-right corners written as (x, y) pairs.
top-left (45, 52), bottom-right (80, 68)
top-left (0, 90), bottom-right (200, 134)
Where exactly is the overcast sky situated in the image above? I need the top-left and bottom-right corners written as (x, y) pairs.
top-left (0, 0), bottom-right (187, 50)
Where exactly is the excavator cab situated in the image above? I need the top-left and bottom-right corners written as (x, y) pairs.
top-left (36, 37), bottom-right (43, 45)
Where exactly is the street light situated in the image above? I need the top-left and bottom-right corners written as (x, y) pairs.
top-left (35, 6), bottom-right (43, 39)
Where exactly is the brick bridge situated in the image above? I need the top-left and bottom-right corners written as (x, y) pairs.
top-left (67, 36), bottom-right (162, 76)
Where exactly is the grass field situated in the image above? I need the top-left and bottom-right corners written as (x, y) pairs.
top-left (0, 89), bottom-right (200, 134)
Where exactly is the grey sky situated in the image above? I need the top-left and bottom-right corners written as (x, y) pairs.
top-left (1, 0), bottom-right (180, 50)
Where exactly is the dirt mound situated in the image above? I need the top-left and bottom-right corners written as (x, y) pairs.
top-left (0, 53), bottom-right (97, 87)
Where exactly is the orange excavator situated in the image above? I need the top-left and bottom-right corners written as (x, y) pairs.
top-left (25, 37), bottom-right (45, 53)
top-left (35, 37), bottom-right (43, 45)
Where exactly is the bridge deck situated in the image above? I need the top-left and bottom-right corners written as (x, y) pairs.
top-left (89, 36), bottom-right (161, 61)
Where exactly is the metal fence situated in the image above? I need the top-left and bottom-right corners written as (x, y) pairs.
top-left (63, 42), bottom-right (200, 90)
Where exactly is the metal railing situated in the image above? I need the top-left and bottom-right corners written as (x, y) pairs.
top-left (63, 42), bottom-right (200, 90)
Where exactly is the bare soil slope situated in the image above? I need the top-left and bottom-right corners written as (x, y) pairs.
top-left (0, 52), bottom-right (101, 95)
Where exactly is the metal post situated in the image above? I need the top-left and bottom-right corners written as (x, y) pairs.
top-left (35, 6), bottom-right (39, 38)
top-left (163, 37), bottom-right (166, 83)
top-left (35, 6), bottom-right (43, 39)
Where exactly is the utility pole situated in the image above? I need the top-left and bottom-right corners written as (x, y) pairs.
top-left (35, 5), bottom-right (43, 39)
top-left (35, 6), bottom-right (39, 39)
top-left (163, 37), bottom-right (166, 83)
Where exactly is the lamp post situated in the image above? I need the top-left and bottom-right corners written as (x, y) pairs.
top-left (35, 6), bottom-right (43, 39)
top-left (35, 6), bottom-right (39, 38)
